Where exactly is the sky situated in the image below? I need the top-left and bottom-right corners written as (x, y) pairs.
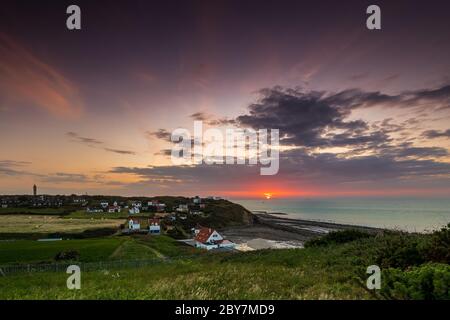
top-left (1, 0), bottom-right (450, 198)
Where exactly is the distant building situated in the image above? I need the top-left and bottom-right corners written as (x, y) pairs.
top-left (193, 196), bottom-right (201, 204)
top-left (148, 218), bottom-right (161, 235)
top-left (176, 204), bottom-right (189, 213)
top-left (129, 207), bottom-right (140, 214)
top-left (33, 184), bottom-right (37, 196)
top-left (128, 218), bottom-right (141, 231)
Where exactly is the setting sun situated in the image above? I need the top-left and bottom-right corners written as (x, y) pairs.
top-left (263, 193), bottom-right (273, 200)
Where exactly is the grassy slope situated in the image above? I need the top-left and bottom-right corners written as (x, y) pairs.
top-left (0, 238), bottom-right (125, 264)
top-left (0, 240), bottom-right (371, 299)
top-left (1, 231), bottom-right (448, 299)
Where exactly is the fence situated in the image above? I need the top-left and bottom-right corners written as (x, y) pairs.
top-left (0, 257), bottom-right (176, 276)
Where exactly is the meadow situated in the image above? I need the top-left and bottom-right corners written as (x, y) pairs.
top-left (0, 215), bottom-right (124, 234)
top-left (0, 235), bottom-right (195, 265)
top-left (0, 228), bottom-right (448, 299)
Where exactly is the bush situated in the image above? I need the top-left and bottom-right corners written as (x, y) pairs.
top-left (304, 229), bottom-right (373, 247)
top-left (381, 263), bottom-right (450, 300)
top-left (373, 225), bottom-right (450, 269)
top-left (420, 224), bottom-right (450, 264)
top-left (374, 233), bottom-right (425, 269)
top-left (54, 250), bottom-right (80, 261)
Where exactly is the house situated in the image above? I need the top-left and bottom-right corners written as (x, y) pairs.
top-left (176, 204), bottom-right (189, 213)
top-left (86, 207), bottom-right (103, 213)
top-left (129, 207), bottom-right (140, 214)
top-left (148, 218), bottom-right (161, 235)
top-left (100, 201), bottom-right (109, 208)
top-left (194, 228), bottom-right (236, 250)
top-left (148, 200), bottom-right (166, 212)
top-left (1, 204), bottom-right (8, 208)
top-left (193, 196), bottom-right (201, 204)
top-left (131, 201), bottom-right (142, 208)
top-left (108, 205), bottom-right (121, 213)
top-left (128, 218), bottom-right (141, 231)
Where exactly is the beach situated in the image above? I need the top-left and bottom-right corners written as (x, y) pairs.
top-left (221, 212), bottom-right (383, 251)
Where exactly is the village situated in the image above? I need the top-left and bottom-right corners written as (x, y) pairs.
top-left (0, 190), bottom-right (237, 251)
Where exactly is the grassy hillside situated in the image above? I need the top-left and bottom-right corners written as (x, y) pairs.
top-left (1, 226), bottom-right (448, 299)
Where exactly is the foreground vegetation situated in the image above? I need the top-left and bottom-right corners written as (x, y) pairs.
top-left (0, 226), bottom-right (448, 299)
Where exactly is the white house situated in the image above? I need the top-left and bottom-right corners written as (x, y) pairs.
top-left (108, 206), bottom-right (121, 213)
top-left (129, 207), bottom-right (140, 214)
top-left (86, 207), bottom-right (103, 213)
top-left (100, 201), bottom-right (109, 208)
top-left (193, 196), bottom-right (201, 204)
top-left (194, 228), bottom-right (236, 250)
top-left (128, 218), bottom-right (140, 231)
top-left (131, 201), bottom-right (142, 208)
top-left (176, 204), bottom-right (189, 213)
top-left (148, 218), bottom-right (161, 235)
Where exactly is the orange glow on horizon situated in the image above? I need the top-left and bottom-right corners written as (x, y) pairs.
top-left (263, 192), bottom-right (272, 199)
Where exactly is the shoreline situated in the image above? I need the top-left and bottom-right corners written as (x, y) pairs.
top-left (221, 211), bottom-right (384, 251)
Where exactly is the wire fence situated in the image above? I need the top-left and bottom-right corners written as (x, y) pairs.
top-left (0, 257), bottom-right (176, 276)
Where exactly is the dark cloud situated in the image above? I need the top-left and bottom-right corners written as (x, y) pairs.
top-left (190, 112), bottom-right (210, 121)
top-left (422, 129), bottom-right (450, 139)
top-left (41, 172), bottom-right (89, 184)
top-left (104, 148), bottom-right (136, 155)
top-left (147, 129), bottom-right (172, 141)
top-left (0, 160), bottom-right (32, 176)
top-left (66, 132), bottom-right (135, 155)
top-left (236, 87), bottom-right (381, 148)
top-left (66, 132), bottom-right (103, 145)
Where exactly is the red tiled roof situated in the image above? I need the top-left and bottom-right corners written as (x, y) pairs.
top-left (194, 228), bottom-right (215, 243)
top-left (148, 218), bottom-right (160, 225)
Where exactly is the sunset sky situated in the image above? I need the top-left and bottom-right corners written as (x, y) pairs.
top-left (1, 0), bottom-right (450, 198)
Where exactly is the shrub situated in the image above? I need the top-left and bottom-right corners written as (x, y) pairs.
top-left (373, 225), bottom-right (450, 269)
top-left (420, 224), bottom-right (450, 264)
top-left (54, 250), bottom-right (80, 261)
top-left (374, 233), bottom-right (425, 269)
top-left (381, 263), bottom-right (450, 300)
top-left (304, 229), bottom-right (373, 247)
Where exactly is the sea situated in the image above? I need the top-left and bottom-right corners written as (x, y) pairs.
top-left (232, 197), bottom-right (450, 233)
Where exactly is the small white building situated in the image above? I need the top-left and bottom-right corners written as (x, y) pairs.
top-left (100, 201), bottom-right (109, 208)
top-left (129, 207), bottom-right (140, 214)
top-left (148, 218), bottom-right (161, 235)
top-left (194, 228), bottom-right (236, 250)
top-left (108, 206), bottom-right (121, 213)
top-left (193, 196), bottom-right (201, 204)
top-left (131, 201), bottom-right (142, 208)
top-left (176, 204), bottom-right (189, 213)
top-left (128, 218), bottom-right (140, 231)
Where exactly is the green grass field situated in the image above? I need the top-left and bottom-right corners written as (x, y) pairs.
top-left (0, 245), bottom-right (371, 299)
top-left (0, 238), bottom-right (125, 264)
top-left (0, 224), bottom-right (448, 299)
top-left (0, 235), bottom-right (194, 265)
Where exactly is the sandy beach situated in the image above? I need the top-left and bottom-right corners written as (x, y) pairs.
top-left (221, 212), bottom-right (382, 251)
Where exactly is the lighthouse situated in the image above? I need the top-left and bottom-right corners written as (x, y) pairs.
top-left (33, 184), bottom-right (37, 196)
